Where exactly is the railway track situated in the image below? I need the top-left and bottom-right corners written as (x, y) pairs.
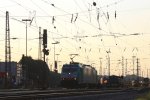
top-left (0, 88), bottom-right (147, 100)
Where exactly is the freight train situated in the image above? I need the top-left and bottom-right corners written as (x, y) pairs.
top-left (142, 78), bottom-right (149, 87)
top-left (105, 75), bottom-right (123, 87)
top-left (60, 62), bottom-right (126, 88)
top-left (60, 62), bottom-right (98, 88)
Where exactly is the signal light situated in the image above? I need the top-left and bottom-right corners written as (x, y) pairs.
top-left (43, 48), bottom-right (49, 55)
top-left (45, 49), bottom-right (49, 55)
top-left (43, 29), bottom-right (47, 48)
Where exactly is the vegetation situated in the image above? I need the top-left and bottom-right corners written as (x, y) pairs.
top-left (19, 55), bottom-right (50, 89)
top-left (19, 55), bottom-right (61, 89)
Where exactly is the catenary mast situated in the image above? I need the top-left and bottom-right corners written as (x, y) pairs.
top-left (5, 11), bottom-right (11, 76)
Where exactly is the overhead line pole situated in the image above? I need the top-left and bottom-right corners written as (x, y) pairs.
top-left (99, 58), bottom-right (102, 76)
top-left (5, 11), bottom-right (11, 88)
top-left (106, 50), bottom-right (111, 77)
top-left (52, 41), bottom-right (60, 72)
top-left (125, 59), bottom-right (128, 76)
top-left (136, 58), bottom-right (140, 84)
top-left (22, 19), bottom-right (31, 56)
top-left (132, 56), bottom-right (136, 75)
top-left (38, 27), bottom-right (42, 60)
top-left (122, 56), bottom-right (124, 76)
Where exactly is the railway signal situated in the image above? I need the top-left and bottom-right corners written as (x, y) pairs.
top-left (43, 29), bottom-right (47, 48)
top-left (42, 29), bottom-right (49, 62)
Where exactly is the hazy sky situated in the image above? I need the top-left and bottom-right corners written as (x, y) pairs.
top-left (0, 0), bottom-right (150, 76)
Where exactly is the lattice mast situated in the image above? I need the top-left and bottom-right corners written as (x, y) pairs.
top-left (5, 11), bottom-right (11, 74)
top-left (38, 27), bottom-right (42, 60)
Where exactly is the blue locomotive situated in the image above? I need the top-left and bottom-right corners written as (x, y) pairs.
top-left (60, 62), bottom-right (97, 88)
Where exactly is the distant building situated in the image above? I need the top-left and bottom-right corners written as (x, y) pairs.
top-left (0, 62), bottom-right (17, 76)
top-left (0, 62), bottom-right (17, 88)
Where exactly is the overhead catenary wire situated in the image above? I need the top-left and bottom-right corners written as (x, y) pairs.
top-left (0, 0), bottom-right (149, 69)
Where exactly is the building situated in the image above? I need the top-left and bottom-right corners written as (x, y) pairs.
top-left (0, 62), bottom-right (17, 88)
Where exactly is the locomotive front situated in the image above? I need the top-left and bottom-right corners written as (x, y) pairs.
top-left (60, 63), bottom-right (81, 88)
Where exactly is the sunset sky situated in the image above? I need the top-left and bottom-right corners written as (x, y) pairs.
top-left (0, 0), bottom-right (150, 77)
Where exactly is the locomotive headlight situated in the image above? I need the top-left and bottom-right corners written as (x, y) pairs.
top-left (61, 78), bottom-right (64, 80)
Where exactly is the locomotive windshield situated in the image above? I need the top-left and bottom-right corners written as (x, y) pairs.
top-left (62, 64), bottom-right (79, 73)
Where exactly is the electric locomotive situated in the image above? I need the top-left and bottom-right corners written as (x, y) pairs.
top-left (60, 62), bottom-right (97, 88)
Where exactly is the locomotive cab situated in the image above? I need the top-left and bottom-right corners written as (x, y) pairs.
top-left (60, 63), bottom-right (81, 88)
